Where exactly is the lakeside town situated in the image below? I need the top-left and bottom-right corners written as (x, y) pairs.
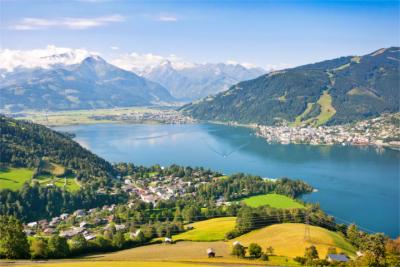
top-left (255, 113), bottom-right (400, 149)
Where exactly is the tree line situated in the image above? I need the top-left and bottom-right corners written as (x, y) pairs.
top-left (0, 183), bottom-right (127, 222)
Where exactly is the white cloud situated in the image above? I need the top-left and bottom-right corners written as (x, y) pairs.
top-left (157, 15), bottom-right (178, 22)
top-left (111, 52), bottom-right (194, 73)
top-left (0, 45), bottom-right (98, 71)
top-left (11, 14), bottom-right (125, 30)
top-left (0, 45), bottom-right (267, 74)
top-left (265, 63), bottom-right (293, 71)
top-left (226, 60), bottom-right (258, 69)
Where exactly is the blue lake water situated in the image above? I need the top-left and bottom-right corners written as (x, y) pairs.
top-left (54, 123), bottom-right (400, 238)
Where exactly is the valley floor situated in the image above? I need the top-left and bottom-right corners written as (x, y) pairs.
top-left (10, 107), bottom-right (194, 126)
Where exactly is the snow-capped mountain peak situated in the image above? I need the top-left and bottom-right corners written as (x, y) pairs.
top-left (0, 45), bottom-right (98, 71)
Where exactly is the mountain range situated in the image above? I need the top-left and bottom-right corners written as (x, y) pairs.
top-left (131, 61), bottom-right (265, 100)
top-left (0, 55), bottom-right (174, 112)
top-left (0, 47), bottom-right (265, 111)
top-left (181, 47), bottom-right (400, 126)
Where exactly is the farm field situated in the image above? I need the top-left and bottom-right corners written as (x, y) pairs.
top-left (172, 217), bottom-right (236, 241)
top-left (0, 168), bottom-right (34, 191)
top-left (9, 261), bottom-right (218, 267)
top-left (231, 223), bottom-right (356, 258)
top-left (241, 193), bottom-right (304, 209)
top-left (94, 241), bottom-right (300, 266)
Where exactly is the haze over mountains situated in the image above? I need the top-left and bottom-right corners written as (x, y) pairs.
top-left (0, 54), bottom-right (174, 112)
top-left (182, 47), bottom-right (400, 125)
top-left (120, 59), bottom-right (265, 100)
top-left (0, 46), bottom-right (265, 111)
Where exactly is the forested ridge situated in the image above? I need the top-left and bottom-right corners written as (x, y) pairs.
top-left (182, 47), bottom-right (400, 125)
top-left (0, 116), bottom-right (127, 221)
top-left (0, 183), bottom-right (127, 222)
top-left (0, 115), bottom-right (115, 184)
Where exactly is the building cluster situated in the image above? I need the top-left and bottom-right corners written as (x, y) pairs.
top-left (23, 204), bottom-right (130, 241)
top-left (121, 171), bottom-right (213, 204)
top-left (23, 170), bottom-right (218, 240)
top-left (256, 114), bottom-right (400, 148)
top-left (90, 109), bottom-right (195, 124)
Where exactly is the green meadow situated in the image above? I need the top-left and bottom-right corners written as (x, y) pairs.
top-left (34, 175), bottom-right (80, 192)
top-left (241, 193), bottom-right (305, 209)
top-left (173, 217), bottom-right (236, 241)
top-left (0, 168), bottom-right (34, 191)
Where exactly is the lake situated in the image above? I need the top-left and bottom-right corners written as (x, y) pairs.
top-left (54, 123), bottom-right (400, 238)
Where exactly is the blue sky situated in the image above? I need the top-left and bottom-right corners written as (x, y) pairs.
top-left (1, 0), bottom-right (399, 68)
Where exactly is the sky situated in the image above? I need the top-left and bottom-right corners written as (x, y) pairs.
top-left (0, 0), bottom-right (399, 69)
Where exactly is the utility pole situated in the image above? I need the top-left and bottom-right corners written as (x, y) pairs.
top-left (304, 210), bottom-right (311, 242)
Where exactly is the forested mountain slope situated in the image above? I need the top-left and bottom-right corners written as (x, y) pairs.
top-left (0, 116), bottom-right (115, 184)
top-left (181, 47), bottom-right (400, 126)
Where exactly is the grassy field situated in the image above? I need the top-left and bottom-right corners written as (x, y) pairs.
top-left (173, 217), bottom-right (236, 241)
top-left (241, 193), bottom-right (305, 209)
top-left (314, 91), bottom-right (336, 126)
top-left (0, 168), bottom-right (34, 191)
top-left (34, 175), bottom-right (80, 192)
top-left (292, 90), bottom-right (336, 127)
top-left (293, 102), bottom-right (314, 126)
top-left (231, 223), bottom-right (356, 258)
top-left (96, 241), bottom-right (300, 266)
top-left (10, 261), bottom-right (218, 267)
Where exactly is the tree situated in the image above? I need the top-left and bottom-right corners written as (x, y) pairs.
top-left (236, 206), bottom-right (255, 233)
top-left (182, 205), bottom-right (198, 222)
top-left (248, 243), bottom-right (262, 258)
top-left (294, 256), bottom-right (306, 265)
top-left (173, 208), bottom-right (183, 222)
top-left (70, 234), bottom-right (87, 253)
top-left (360, 233), bottom-right (386, 266)
top-left (231, 243), bottom-right (246, 258)
top-left (386, 237), bottom-right (400, 255)
top-left (94, 236), bottom-right (111, 251)
top-left (112, 231), bottom-right (126, 249)
top-left (266, 246), bottom-right (274, 255)
top-left (0, 215), bottom-right (30, 259)
top-left (30, 238), bottom-right (49, 259)
top-left (260, 253), bottom-right (269, 261)
top-left (348, 251), bottom-right (378, 267)
top-left (304, 245), bottom-right (319, 263)
top-left (135, 231), bottom-right (146, 244)
top-left (346, 224), bottom-right (362, 247)
top-left (47, 235), bottom-right (69, 258)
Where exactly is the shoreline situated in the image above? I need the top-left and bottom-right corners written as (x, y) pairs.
top-left (204, 120), bottom-right (400, 151)
top-left (7, 109), bottom-right (399, 150)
